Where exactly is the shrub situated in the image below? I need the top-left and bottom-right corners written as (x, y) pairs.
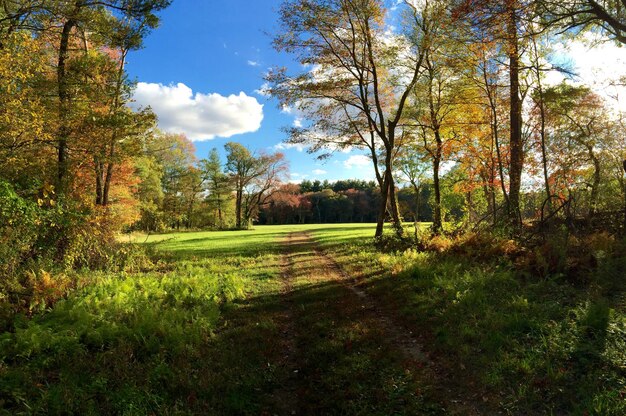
top-left (0, 181), bottom-right (155, 326)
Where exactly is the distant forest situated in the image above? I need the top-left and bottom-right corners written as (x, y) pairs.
top-left (258, 179), bottom-right (455, 226)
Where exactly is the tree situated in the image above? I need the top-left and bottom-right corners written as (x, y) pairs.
top-left (225, 142), bottom-right (288, 229)
top-left (269, 0), bottom-right (435, 238)
top-left (454, 0), bottom-right (531, 228)
top-left (543, 83), bottom-right (613, 221)
top-left (225, 142), bottom-right (260, 229)
top-left (539, 0), bottom-right (626, 44)
top-left (201, 148), bottom-right (233, 228)
top-left (134, 155), bottom-right (164, 231)
top-left (46, 0), bottom-right (170, 196)
top-left (405, 4), bottom-right (469, 233)
top-left (241, 152), bottom-right (289, 226)
top-left (0, 31), bottom-right (50, 188)
top-left (262, 183), bottom-right (301, 224)
top-left (155, 133), bottom-right (198, 229)
top-left (396, 143), bottom-right (429, 237)
top-left (459, 29), bottom-right (508, 225)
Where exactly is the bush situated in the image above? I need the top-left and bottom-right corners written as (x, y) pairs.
top-left (0, 181), bottom-right (155, 326)
top-left (0, 180), bottom-right (43, 276)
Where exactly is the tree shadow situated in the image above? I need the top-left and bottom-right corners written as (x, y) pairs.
top-left (346, 250), bottom-right (626, 415)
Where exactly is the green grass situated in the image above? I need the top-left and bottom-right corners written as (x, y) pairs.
top-left (307, 225), bottom-right (626, 415)
top-left (1, 224), bottom-right (624, 415)
top-left (1, 227), bottom-right (287, 414)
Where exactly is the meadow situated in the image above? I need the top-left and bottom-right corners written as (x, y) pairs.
top-left (0, 224), bottom-right (624, 415)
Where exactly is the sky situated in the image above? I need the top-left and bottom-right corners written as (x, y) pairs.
top-left (126, 0), bottom-right (374, 184)
top-left (125, 0), bottom-right (626, 185)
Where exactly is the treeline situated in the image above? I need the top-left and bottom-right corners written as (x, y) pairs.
top-left (258, 178), bottom-right (465, 225)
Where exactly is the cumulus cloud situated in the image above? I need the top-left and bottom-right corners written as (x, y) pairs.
top-left (343, 155), bottom-right (371, 169)
top-left (132, 82), bottom-right (263, 141)
top-left (247, 60), bottom-right (260, 67)
top-left (312, 169), bottom-right (327, 175)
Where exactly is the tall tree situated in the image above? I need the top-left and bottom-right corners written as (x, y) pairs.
top-left (225, 142), bottom-right (260, 229)
top-left (269, 0), bottom-right (433, 238)
top-left (49, 0), bottom-right (170, 196)
top-left (454, 0), bottom-right (530, 228)
top-left (201, 148), bottom-right (232, 228)
top-left (406, 4), bottom-right (468, 233)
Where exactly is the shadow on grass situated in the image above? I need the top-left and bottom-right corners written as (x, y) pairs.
top-left (347, 249), bottom-right (626, 415)
top-left (0, 231), bottom-right (443, 416)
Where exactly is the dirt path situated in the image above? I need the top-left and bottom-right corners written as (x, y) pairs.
top-left (264, 233), bottom-right (302, 415)
top-left (265, 231), bottom-right (445, 415)
top-left (308, 234), bottom-right (431, 365)
top-left (270, 231), bottom-right (495, 415)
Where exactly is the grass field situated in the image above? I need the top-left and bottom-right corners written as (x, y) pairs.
top-left (1, 224), bottom-right (624, 415)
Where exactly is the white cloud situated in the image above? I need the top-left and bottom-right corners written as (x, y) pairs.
top-left (254, 82), bottom-right (271, 97)
top-left (343, 154), bottom-right (371, 169)
top-left (312, 169), bottom-right (327, 175)
top-left (293, 118), bottom-right (303, 128)
top-left (247, 60), bottom-right (260, 67)
top-left (274, 142), bottom-right (306, 152)
top-left (132, 82), bottom-right (263, 141)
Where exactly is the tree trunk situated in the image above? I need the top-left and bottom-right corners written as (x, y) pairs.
top-left (102, 150), bottom-right (114, 206)
top-left (95, 159), bottom-right (103, 205)
top-left (623, 160), bottom-right (626, 235)
top-left (588, 149), bottom-right (601, 220)
top-left (387, 170), bottom-right (403, 237)
top-left (507, 4), bottom-right (524, 229)
top-left (56, 16), bottom-right (77, 196)
top-left (385, 126), bottom-right (403, 238)
top-left (217, 198), bottom-right (223, 228)
top-left (375, 173), bottom-right (389, 238)
top-left (412, 181), bottom-right (421, 240)
top-left (236, 188), bottom-right (243, 228)
top-left (532, 35), bottom-right (552, 215)
top-left (432, 135), bottom-right (443, 234)
top-left (482, 55), bottom-right (508, 212)
top-left (101, 52), bottom-right (127, 206)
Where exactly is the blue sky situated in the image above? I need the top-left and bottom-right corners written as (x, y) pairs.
top-left (125, 1), bottom-right (626, 185)
top-left (125, 0), bottom-right (374, 183)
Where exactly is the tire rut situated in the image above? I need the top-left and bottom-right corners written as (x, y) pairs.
top-left (263, 233), bottom-right (300, 415)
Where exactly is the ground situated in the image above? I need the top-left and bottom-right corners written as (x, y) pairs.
top-left (1, 224), bottom-right (624, 415)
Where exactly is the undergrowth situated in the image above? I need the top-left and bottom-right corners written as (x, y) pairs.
top-left (0, 227), bottom-right (285, 415)
top-left (0, 263), bottom-right (246, 414)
